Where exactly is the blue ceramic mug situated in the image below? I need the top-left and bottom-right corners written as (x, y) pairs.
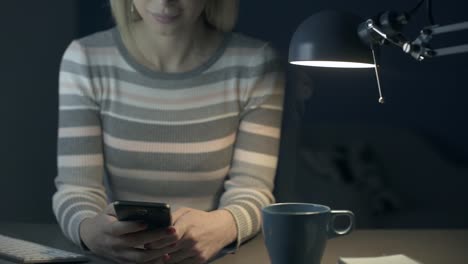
top-left (262, 203), bottom-right (354, 264)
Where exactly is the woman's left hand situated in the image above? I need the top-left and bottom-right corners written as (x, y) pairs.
top-left (146, 207), bottom-right (238, 264)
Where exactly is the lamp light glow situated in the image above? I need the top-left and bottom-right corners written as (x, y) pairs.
top-left (289, 5), bottom-right (468, 104)
top-left (290, 60), bottom-right (375, 68)
top-left (289, 11), bottom-right (374, 68)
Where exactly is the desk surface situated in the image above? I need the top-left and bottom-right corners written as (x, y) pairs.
top-left (0, 223), bottom-right (467, 264)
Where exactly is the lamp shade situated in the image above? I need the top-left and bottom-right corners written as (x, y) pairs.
top-left (289, 10), bottom-right (375, 68)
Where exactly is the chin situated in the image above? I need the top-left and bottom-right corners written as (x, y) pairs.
top-left (146, 23), bottom-right (184, 36)
top-left (154, 28), bottom-right (179, 36)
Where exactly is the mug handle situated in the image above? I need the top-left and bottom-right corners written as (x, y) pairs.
top-left (327, 210), bottom-right (355, 239)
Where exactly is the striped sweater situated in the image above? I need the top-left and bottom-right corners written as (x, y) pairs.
top-left (52, 27), bottom-right (285, 251)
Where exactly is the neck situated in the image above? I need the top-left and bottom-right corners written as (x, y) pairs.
top-left (132, 19), bottom-right (214, 72)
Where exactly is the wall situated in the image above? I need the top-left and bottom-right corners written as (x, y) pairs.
top-left (0, 1), bottom-right (79, 222)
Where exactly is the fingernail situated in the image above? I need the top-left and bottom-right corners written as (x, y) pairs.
top-left (163, 254), bottom-right (171, 261)
top-left (169, 242), bottom-right (177, 248)
top-left (166, 227), bottom-right (176, 234)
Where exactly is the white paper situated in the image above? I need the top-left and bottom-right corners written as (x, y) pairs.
top-left (338, 254), bottom-right (422, 264)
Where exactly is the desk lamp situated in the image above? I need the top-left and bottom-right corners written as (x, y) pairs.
top-left (289, 0), bottom-right (468, 103)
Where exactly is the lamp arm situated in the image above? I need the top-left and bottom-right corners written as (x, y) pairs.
top-left (360, 14), bottom-right (468, 61)
top-left (365, 20), bottom-right (407, 49)
top-left (405, 22), bottom-right (468, 60)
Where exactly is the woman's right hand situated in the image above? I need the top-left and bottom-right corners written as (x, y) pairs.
top-left (79, 203), bottom-right (177, 264)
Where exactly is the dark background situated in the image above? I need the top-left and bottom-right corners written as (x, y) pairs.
top-left (1, 0), bottom-right (467, 228)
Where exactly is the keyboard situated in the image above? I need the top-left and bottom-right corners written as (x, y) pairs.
top-left (0, 234), bottom-right (89, 263)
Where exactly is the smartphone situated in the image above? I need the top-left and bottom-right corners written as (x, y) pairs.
top-left (113, 200), bottom-right (172, 229)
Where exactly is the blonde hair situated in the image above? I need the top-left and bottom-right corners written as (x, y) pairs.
top-left (109, 0), bottom-right (239, 53)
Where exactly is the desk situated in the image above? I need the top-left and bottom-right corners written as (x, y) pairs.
top-left (0, 223), bottom-right (467, 264)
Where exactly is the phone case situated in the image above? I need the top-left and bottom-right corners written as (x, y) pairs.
top-left (113, 200), bottom-right (172, 229)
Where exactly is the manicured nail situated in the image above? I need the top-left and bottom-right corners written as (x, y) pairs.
top-left (166, 227), bottom-right (176, 234)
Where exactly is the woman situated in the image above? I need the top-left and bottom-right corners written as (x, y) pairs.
top-left (52, 0), bottom-right (285, 263)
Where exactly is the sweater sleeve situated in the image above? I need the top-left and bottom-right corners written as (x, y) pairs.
top-left (218, 43), bottom-right (285, 252)
top-left (52, 40), bottom-right (108, 248)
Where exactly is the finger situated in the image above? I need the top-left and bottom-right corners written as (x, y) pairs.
top-left (178, 256), bottom-right (205, 264)
top-left (164, 239), bottom-right (198, 264)
top-left (171, 208), bottom-right (192, 224)
top-left (165, 249), bottom-right (196, 264)
top-left (105, 203), bottom-right (116, 216)
top-left (120, 249), bottom-right (176, 263)
top-left (143, 257), bottom-right (165, 264)
top-left (123, 227), bottom-right (178, 248)
top-left (107, 221), bottom-right (148, 236)
top-left (171, 212), bottom-right (191, 241)
top-left (145, 234), bottom-right (179, 250)
top-left (103, 213), bottom-right (119, 226)
top-left (116, 248), bottom-right (163, 264)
